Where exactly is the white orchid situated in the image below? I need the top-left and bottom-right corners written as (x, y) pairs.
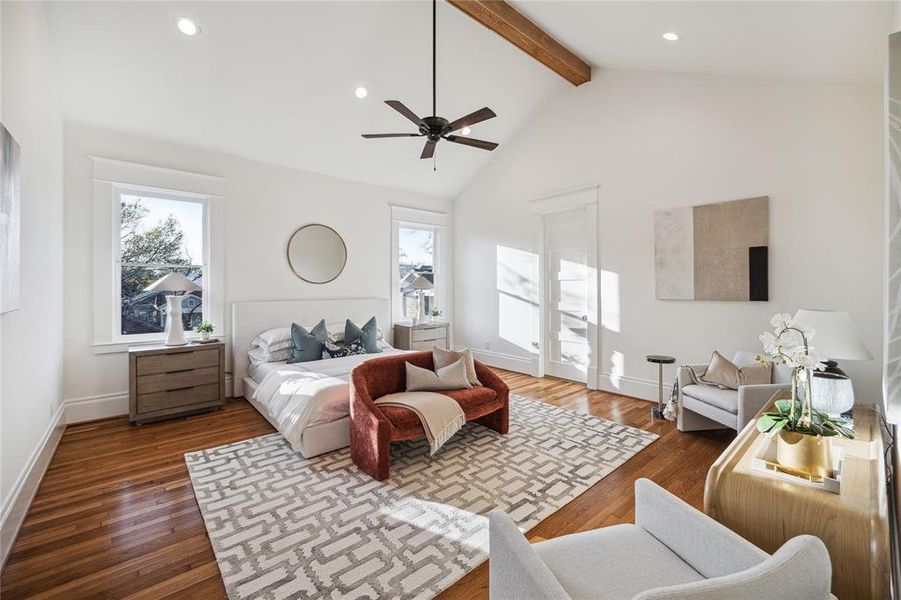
top-left (769, 312), bottom-right (794, 330)
top-left (794, 351), bottom-right (826, 371)
top-left (759, 312), bottom-right (822, 370)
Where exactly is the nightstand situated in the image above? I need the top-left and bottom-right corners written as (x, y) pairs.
top-left (393, 321), bottom-right (449, 351)
top-left (128, 341), bottom-right (225, 424)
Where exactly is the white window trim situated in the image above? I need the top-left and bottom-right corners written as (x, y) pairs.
top-left (389, 205), bottom-right (450, 329)
top-left (92, 157), bottom-right (225, 354)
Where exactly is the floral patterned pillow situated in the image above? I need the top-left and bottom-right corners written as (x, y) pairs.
top-left (321, 339), bottom-right (367, 359)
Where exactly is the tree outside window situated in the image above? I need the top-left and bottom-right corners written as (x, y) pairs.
top-left (119, 194), bottom-right (204, 335)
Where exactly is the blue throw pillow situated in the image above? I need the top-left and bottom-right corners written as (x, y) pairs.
top-left (345, 317), bottom-right (382, 354)
top-left (287, 320), bottom-right (328, 363)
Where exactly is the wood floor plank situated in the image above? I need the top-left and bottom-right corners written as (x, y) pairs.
top-left (0, 370), bottom-right (733, 598)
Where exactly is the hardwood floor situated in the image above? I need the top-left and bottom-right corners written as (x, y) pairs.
top-left (0, 369), bottom-right (734, 599)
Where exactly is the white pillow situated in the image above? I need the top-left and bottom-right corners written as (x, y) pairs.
top-left (248, 346), bottom-right (292, 366)
top-left (251, 327), bottom-right (292, 350)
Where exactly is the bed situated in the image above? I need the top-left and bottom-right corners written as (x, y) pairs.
top-left (232, 298), bottom-right (397, 458)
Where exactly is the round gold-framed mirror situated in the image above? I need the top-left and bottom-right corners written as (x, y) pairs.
top-left (286, 224), bottom-right (347, 284)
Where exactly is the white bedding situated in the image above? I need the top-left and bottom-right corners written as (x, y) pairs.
top-left (250, 348), bottom-right (407, 453)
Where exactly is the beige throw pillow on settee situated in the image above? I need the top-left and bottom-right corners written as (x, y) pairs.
top-left (701, 351), bottom-right (771, 390)
top-left (406, 358), bottom-right (473, 392)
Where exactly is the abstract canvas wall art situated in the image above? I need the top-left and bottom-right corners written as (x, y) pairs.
top-left (1, 123), bottom-right (21, 313)
top-left (654, 196), bottom-right (769, 301)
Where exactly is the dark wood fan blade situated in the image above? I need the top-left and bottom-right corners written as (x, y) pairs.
top-left (386, 100), bottom-right (425, 126)
top-left (445, 135), bottom-right (498, 151)
top-left (362, 133), bottom-right (422, 138)
top-left (446, 107), bottom-right (496, 133)
top-left (420, 141), bottom-right (436, 159)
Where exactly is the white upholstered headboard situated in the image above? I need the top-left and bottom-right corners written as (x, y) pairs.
top-left (231, 297), bottom-right (391, 397)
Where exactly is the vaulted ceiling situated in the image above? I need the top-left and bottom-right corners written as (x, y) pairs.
top-left (45, 1), bottom-right (891, 198)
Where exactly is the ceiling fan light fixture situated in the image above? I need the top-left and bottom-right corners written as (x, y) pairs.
top-left (360, 0), bottom-right (498, 161)
top-left (176, 17), bottom-right (199, 37)
top-left (355, 86), bottom-right (368, 99)
top-left (662, 32), bottom-right (679, 41)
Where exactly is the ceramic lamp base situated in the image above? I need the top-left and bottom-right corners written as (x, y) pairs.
top-left (164, 295), bottom-right (188, 346)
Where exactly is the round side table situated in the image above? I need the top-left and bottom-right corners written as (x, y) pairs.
top-left (646, 354), bottom-right (676, 419)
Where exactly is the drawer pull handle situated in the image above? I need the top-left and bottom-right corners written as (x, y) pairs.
top-left (167, 386), bottom-right (195, 393)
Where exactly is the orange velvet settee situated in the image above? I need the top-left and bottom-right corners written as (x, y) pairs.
top-left (349, 351), bottom-right (509, 480)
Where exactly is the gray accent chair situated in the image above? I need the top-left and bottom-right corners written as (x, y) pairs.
top-left (489, 479), bottom-right (833, 600)
top-left (677, 350), bottom-right (791, 433)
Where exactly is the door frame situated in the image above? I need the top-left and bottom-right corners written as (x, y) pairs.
top-left (529, 184), bottom-right (600, 389)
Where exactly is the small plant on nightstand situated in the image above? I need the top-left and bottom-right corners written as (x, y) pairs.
top-left (428, 308), bottom-right (442, 322)
top-left (194, 321), bottom-right (215, 341)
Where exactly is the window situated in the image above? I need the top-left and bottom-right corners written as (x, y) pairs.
top-left (398, 226), bottom-right (436, 319)
top-left (390, 205), bottom-right (449, 326)
top-left (114, 187), bottom-right (208, 338)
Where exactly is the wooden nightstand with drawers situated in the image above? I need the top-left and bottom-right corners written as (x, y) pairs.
top-left (128, 341), bottom-right (225, 424)
top-left (393, 321), bottom-right (450, 351)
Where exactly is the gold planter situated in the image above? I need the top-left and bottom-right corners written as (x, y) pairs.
top-left (776, 431), bottom-right (832, 478)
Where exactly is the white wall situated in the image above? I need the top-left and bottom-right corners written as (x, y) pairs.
top-left (0, 0), bottom-right (65, 532)
top-left (455, 69), bottom-right (883, 403)
top-left (63, 123), bottom-right (451, 415)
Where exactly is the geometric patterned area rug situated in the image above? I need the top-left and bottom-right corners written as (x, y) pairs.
top-left (185, 395), bottom-right (657, 599)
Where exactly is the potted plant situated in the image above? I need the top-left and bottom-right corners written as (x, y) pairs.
top-left (756, 313), bottom-right (854, 477)
top-left (194, 321), bottom-right (215, 342)
top-left (428, 308), bottom-right (442, 323)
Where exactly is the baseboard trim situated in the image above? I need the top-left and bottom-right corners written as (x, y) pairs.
top-left (597, 371), bottom-right (672, 403)
top-left (459, 347), bottom-right (536, 376)
top-left (0, 403), bottom-right (66, 569)
top-left (65, 391), bottom-right (128, 423)
top-left (64, 375), bottom-right (233, 424)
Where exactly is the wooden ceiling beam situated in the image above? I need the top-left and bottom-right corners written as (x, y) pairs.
top-left (447, 0), bottom-right (591, 86)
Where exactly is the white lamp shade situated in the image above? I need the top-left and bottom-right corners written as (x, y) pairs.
top-left (792, 309), bottom-right (872, 361)
top-left (406, 274), bottom-right (434, 291)
top-left (144, 272), bottom-right (202, 293)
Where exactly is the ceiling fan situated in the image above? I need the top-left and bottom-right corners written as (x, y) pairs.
top-left (361, 0), bottom-right (499, 160)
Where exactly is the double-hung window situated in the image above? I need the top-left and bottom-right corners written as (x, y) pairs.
top-left (390, 205), bottom-right (449, 325)
top-left (91, 157), bottom-right (224, 354)
top-left (398, 225), bottom-right (438, 319)
top-left (114, 186), bottom-right (208, 340)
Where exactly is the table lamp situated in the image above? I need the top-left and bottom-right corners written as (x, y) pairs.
top-left (407, 275), bottom-right (433, 324)
top-left (144, 272), bottom-right (202, 346)
top-left (792, 309), bottom-right (872, 414)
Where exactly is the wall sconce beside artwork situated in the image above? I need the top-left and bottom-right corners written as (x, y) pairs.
top-left (654, 196), bottom-right (769, 301)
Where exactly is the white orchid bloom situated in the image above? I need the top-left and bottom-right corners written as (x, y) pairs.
top-left (758, 331), bottom-right (779, 354)
top-left (769, 312), bottom-right (793, 330)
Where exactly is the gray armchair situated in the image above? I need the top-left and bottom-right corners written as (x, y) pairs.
top-left (489, 478), bottom-right (833, 600)
top-left (677, 350), bottom-right (791, 432)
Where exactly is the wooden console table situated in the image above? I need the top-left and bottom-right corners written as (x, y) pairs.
top-left (705, 395), bottom-right (891, 599)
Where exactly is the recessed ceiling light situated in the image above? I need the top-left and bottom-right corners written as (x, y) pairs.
top-left (662, 32), bottom-right (679, 41)
top-left (461, 127), bottom-right (471, 136)
top-left (177, 17), bottom-right (199, 36)
top-left (355, 86), bottom-right (368, 99)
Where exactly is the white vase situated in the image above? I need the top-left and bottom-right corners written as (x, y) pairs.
top-left (164, 295), bottom-right (187, 346)
top-left (200, 330), bottom-right (211, 342)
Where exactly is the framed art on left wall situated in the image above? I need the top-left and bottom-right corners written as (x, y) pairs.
top-left (1, 122), bottom-right (21, 313)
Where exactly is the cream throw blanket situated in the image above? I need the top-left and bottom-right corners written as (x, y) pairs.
top-left (375, 391), bottom-right (466, 455)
